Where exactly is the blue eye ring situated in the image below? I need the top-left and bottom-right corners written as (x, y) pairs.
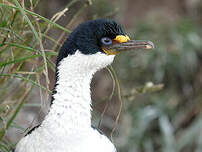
top-left (101, 37), bottom-right (112, 46)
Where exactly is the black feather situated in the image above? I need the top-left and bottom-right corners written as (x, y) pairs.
top-left (56, 19), bottom-right (125, 64)
top-left (51, 19), bottom-right (125, 105)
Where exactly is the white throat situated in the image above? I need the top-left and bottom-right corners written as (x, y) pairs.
top-left (15, 50), bottom-right (117, 152)
top-left (44, 51), bottom-right (115, 129)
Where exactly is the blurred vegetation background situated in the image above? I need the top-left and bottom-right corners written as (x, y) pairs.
top-left (0, 0), bottom-right (202, 152)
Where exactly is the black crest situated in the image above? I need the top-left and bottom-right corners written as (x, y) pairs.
top-left (52, 19), bottom-right (126, 105)
top-left (56, 19), bottom-right (126, 65)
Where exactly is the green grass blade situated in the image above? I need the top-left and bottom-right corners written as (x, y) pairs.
top-left (0, 54), bottom-right (41, 67)
top-left (4, 43), bottom-right (39, 53)
top-left (14, 0), bottom-right (49, 85)
top-left (0, 74), bottom-right (51, 93)
top-left (0, 85), bottom-right (33, 140)
top-left (0, 3), bottom-right (71, 33)
top-left (4, 43), bottom-right (58, 56)
top-left (0, 142), bottom-right (9, 152)
top-left (0, 27), bottom-right (24, 41)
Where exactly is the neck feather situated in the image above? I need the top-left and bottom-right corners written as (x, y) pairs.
top-left (43, 51), bottom-right (114, 130)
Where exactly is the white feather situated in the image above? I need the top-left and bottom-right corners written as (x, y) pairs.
top-left (15, 51), bottom-right (116, 152)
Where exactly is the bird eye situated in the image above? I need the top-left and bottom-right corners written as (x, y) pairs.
top-left (101, 37), bottom-right (112, 46)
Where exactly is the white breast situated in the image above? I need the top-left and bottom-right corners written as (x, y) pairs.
top-left (15, 51), bottom-right (116, 152)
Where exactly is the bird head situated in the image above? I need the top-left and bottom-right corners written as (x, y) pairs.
top-left (57, 19), bottom-right (154, 71)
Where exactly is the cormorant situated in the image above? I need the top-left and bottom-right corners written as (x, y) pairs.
top-left (15, 19), bottom-right (154, 152)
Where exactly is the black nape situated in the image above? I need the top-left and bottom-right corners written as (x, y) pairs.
top-left (50, 19), bottom-right (126, 106)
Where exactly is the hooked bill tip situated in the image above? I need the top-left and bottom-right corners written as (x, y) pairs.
top-left (145, 41), bottom-right (155, 49)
